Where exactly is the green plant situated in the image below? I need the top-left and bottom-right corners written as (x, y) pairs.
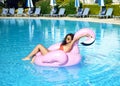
top-left (64, 0), bottom-right (75, 14)
top-left (61, 0), bottom-right (83, 15)
top-left (57, 0), bottom-right (69, 5)
top-left (0, 2), bottom-right (5, 7)
top-left (37, 0), bottom-right (51, 14)
top-left (104, 0), bottom-right (112, 4)
top-left (83, 4), bottom-right (100, 15)
top-left (106, 4), bottom-right (120, 16)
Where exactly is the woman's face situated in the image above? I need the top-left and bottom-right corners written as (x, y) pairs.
top-left (66, 35), bottom-right (72, 44)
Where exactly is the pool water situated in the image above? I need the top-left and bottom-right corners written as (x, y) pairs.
top-left (0, 19), bottom-right (120, 86)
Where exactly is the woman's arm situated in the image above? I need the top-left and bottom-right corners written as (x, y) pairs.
top-left (64, 34), bottom-right (91, 52)
top-left (63, 38), bottom-right (78, 52)
top-left (69, 33), bottom-right (90, 47)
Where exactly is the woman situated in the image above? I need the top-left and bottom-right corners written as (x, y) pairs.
top-left (22, 33), bottom-right (86, 62)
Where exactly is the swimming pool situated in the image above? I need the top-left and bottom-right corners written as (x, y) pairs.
top-left (0, 18), bottom-right (120, 86)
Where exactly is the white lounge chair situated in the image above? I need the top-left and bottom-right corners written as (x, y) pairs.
top-left (68, 8), bottom-right (84, 17)
top-left (81, 8), bottom-right (90, 17)
top-left (99, 8), bottom-right (113, 18)
top-left (104, 8), bottom-right (113, 18)
top-left (1, 8), bottom-right (8, 16)
top-left (30, 8), bottom-right (41, 16)
top-left (7, 8), bottom-right (15, 16)
top-left (52, 8), bottom-right (65, 17)
top-left (16, 8), bottom-right (24, 16)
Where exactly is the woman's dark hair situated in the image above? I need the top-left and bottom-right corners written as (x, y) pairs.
top-left (61, 33), bottom-right (74, 45)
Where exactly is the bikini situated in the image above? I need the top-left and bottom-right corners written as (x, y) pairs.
top-left (59, 45), bottom-right (64, 51)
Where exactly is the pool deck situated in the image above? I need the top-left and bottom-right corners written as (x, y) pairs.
top-left (0, 16), bottom-right (120, 25)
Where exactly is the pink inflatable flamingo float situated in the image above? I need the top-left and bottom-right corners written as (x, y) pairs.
top-left (34, 28), bottom-right (95, 67)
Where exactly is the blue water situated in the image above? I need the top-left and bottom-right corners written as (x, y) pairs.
top-left (0, 18), bottom-right (120, 86)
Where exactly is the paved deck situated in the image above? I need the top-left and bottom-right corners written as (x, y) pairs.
top-left (0, 16), bottom-right (120, 25)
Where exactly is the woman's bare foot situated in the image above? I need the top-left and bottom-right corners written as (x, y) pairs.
top-left (22, 57), bottom-right (31, 60)
top-left (31, 60), bottom-right (34, 64)
top-left (31, 57), bottom-right (35, 63)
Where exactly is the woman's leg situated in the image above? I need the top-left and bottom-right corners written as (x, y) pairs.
top-left (31, 56), bottom-right (35, 63)
top-left (22, 44), bottom-right (49, 60)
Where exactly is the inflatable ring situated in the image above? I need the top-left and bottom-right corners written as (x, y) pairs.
top-left (34, 28), bottom-right (95, 67)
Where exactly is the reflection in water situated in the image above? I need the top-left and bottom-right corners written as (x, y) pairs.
top-left (83, 22), bottom-right (90, 28)
top-left (12, 19), bottom-right (16, 25)
top-left (16, 19), bottom-right (25, 26)
top-left (44, 27), bottom-right (49, 39)
top-left (29, 20), bottom-right (34, 42)
top-left (95, 23), bottom-right (119, 56)
top-left (59, 20), bottom-right (65, 26)
top-left (51, 20), bottom-right (56, 39)
top-left (28, 19), bottom-right (42, 42)
top-left (43, 20), bottom-right (67, 43)
top-left (34, 19), bottom-right (41, 27)
top-left (24, 64), bottom-right (81, 83)
top-left (75, 22), bottom-right (80, 32)
top-left (58, 20), bottom-right (67, 39)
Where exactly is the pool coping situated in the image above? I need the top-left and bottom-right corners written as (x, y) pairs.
top-left (0, 16), bottom-right (120, 25)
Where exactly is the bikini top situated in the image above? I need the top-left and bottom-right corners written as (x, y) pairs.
top-left (59, 45), bottom-right (64, 51)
